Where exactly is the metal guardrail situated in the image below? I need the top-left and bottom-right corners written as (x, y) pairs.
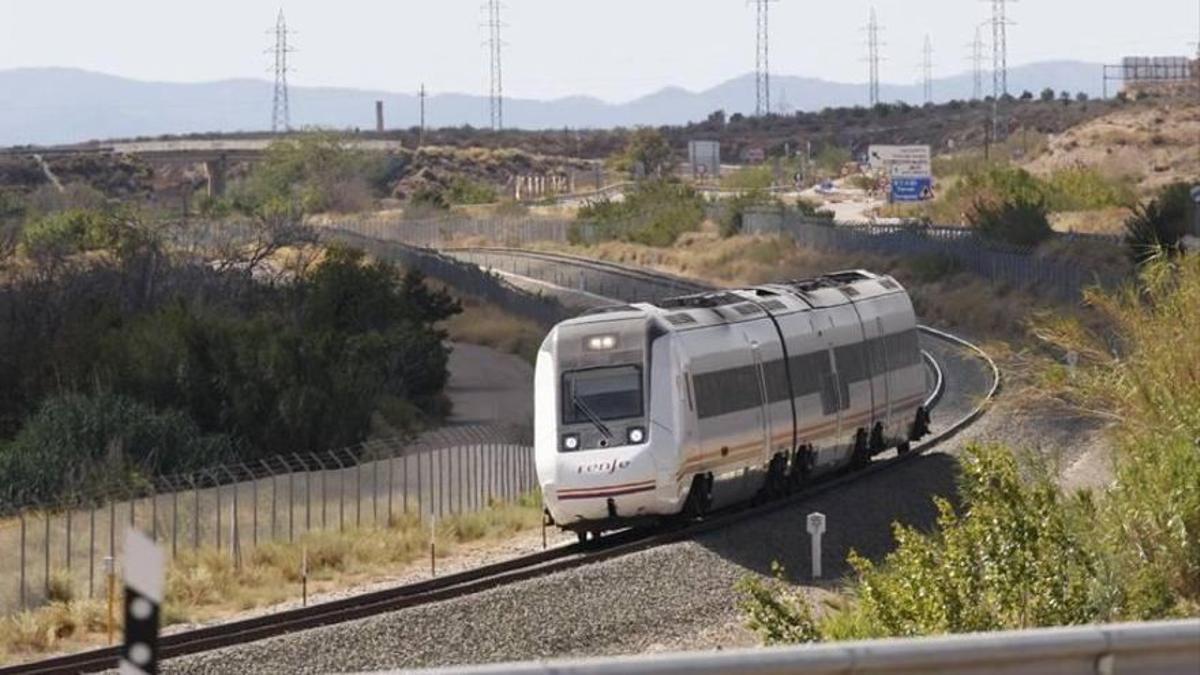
top-left (398, 619), bottom-right (1200, 675)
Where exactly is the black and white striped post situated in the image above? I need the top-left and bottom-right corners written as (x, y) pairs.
top-left (120, 529), bottom-right (165, 675)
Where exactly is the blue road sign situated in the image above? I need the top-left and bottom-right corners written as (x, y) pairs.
top-left (891, 177), bottom-right (934, 202)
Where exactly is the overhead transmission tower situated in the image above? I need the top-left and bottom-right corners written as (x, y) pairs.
top-left (922, 35), bottom-right (934, 104)
top-left (864, 8), bottom-right (884, 106)
top-left (752, 0), bottom-right (778, 116)
top-left (269, 9), bottom-right (295, 133)
top-left (968, 27), bottom-right (986, 101)
top-left (985, 0), bottom-right (1015, 138)
top-left (419, 84), bottom-right (427, 147)
top-left (485, 0), bottom-right (505, 131)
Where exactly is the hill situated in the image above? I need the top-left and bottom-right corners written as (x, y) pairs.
top-left (0, 62), bottom-right (1106, 146)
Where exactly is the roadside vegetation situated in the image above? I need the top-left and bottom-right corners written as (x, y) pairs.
top-left (0, 493), bottom-right (544, 664)
top-left (737, 255), bottom-right (1200, 642)
top-left (0, 193), bottom-right (462, 505)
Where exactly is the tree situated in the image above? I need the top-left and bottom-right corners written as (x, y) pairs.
top-left (1019, 90), bottom-right (1034, 100)
top-left (623, 128), bottom-right (674, 179)
top-left (969, 195), bottom-right (1053, 247)
top-left (1040, 87), bottom-right (1056, 102)
top-left (1076, 91), bottom-right (1089, 102)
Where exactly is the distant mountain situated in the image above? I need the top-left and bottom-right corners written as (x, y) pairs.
top-left (0, 62), bottom-right (1105, 146)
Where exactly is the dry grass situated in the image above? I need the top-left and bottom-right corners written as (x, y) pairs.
top-left (442, 297), bottom-right (546, 364)
top-left (1049, 208), bottom-right (1131, 236)
top-left (0, 494), bottom-right (542, 664)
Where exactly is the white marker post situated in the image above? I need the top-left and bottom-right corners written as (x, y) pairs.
top-left (1066, 351), bottom-right (1079, 381)
top-left (120, 529), bottom-right (165, 675)
top-left (806, 512), bottom-right (826, 580)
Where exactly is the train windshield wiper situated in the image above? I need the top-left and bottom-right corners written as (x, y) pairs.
top-left (572, 394), bottom-right (613, 440)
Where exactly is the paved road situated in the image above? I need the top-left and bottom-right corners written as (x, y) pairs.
top-left (445, 342), bottom-right (534, 429)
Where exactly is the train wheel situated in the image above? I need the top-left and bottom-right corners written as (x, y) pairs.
top-left (850, 429), bottom-right (870, 470)
top-left (682, 473), bottom-right (712, 519)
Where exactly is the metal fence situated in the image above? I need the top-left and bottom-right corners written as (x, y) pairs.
top-left (0, 425), bottom-right (537, 615)
top-left (323, 227), bottom-right (569, 327)
top-left (326, 213), bottom-right (1128, 303)
top-left (782, 216), bottom-right (1127, 302)
top-left (326, 216), bottom-right (574, 249)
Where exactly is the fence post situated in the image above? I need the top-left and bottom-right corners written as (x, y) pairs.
top-left (288, 462), bottom-right (295, 543)
top-left (191, 477), bottom-right (199, 552)
top-left (356, 454), bottom-right (363, 528)
top-left (373, 454), bottom-right (380, 525)
top-left (457, 445), bottom-right (464, 515)
top-left (89, 502), bottom-right (96, 599)
top-left (251, 472), bottom-right (259, 548)
top-left (172, 488), bottom-right (179, 559)
top-left (417, 450), bottom-right (424, 522)
top-left (387, 450), bottom-right (395, 524)
top-left (401, 449), bottom-right (409, 516)
top-left (215, 477), bottom-right (222, 552)
top-left (271, 470), bottom-right (279, 541)
top-left (65, 499), bottom-right (73, 576)
top-left (19, 509), bottom-right (27, 610)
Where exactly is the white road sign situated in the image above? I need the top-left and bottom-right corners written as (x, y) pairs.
top-left (868, 145), bottom-right (932, 178)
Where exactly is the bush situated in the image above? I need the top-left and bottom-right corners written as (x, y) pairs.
top-left (722, 166), bottom-right (775, 191)
top-left (445, 177), bottom-right (499, 205)
top-left (906, 252), bottom-right (963, 283)
top-left (0, 393), bottom-right (235, 503)
top-left (575, 180), bottom-right (705, 247)
top-left (969, 195), bottom-right (1053, 247)
top-left (1123, 182), bottom-right (1194, 264)
top-left (1043, 168), bottom-right (1134, 212)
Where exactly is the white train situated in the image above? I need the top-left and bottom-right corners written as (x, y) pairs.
top-left (534, 270), bottom-right (931, 539)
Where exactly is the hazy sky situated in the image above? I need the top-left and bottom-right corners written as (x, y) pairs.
top-left (1, 1), bottom-right (1196, 101)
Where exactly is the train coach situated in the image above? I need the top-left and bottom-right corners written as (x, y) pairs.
top-left (534, 270), bottom-right (931, 540)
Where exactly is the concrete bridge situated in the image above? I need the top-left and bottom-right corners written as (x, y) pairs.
top-left (0, 137), bottom-right (406, 197)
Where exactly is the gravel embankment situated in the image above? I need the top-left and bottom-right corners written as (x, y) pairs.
top-left (162, 333), bottom-right (1001, 673)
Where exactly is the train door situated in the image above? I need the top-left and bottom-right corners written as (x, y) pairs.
top-left (876, 317), bottom-right (893, 429)
top-left (749, 340), bottom-right (771, 464)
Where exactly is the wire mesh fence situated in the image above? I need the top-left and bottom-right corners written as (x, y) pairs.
top-left (0, 425), bottom-right (537, 616)
top-left (323, 213), bottom-right (1129, 303)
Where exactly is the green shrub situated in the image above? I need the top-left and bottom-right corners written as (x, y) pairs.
top-left (969, 195), bottom-right (1053, 247)
top-left (722, 166), bottom-right (775, 191)
top-left (445, 178), bottom-right (499, 205)
top-left (1123, 182), bottom-right (1194, 265)
top-left (0, 393), bottom-right (235, 503)
top-left (576, 180), bottom-right (705, 247)
top-left (1043, 168), bottom-right (1135, 212)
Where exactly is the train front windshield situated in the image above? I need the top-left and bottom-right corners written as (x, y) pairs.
top-left (561, 365), bottom-right (643, 424)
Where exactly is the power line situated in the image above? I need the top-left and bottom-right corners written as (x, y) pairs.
top-left (485, 0), bottom-right (505, 131)
top-left (269, 9), bottom-right (295, 133)
top-left (863, 7), bottom-right (884, 107)
top-left (752, 0), bottom-right (778, 116)
top-left (922, 35), bottom-right (934, 105)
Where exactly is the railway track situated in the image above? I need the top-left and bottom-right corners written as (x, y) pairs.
top-left (4, 249), bottom-right (998, 675)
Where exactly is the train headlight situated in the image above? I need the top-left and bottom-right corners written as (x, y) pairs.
top-left (585, 334), bottom-right (618, 351)
top-left (562, 434), bottom-right (580, 451)
top-left (627, 427), bottom-right (646, 444)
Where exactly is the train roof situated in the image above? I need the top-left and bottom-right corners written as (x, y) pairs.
top-left (647, 270), bottom-right (906, 330)
top-left (566, 270), bottom-right (907, 332)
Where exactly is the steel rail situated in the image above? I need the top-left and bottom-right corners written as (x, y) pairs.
top-left (3, 251), bottom-right (997, 675)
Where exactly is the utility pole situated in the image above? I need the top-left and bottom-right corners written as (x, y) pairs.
top-left (752, 0), bottom-right (778, 116)
top-left (485, 0), bottom-right (505, 131)
top-left (419, 84), bottom-right (427, 147)
top-left (922, 35), bottom-right (934, 105)
top-left (864, 7), bottom-right (884, 107)
top-left (968, 26), bottom-right (985, 101)
top-left (269, 9), bottom-right (295, 133)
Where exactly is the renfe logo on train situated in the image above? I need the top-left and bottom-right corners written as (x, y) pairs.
top-left (577, 459), bottom-right (632, 474)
